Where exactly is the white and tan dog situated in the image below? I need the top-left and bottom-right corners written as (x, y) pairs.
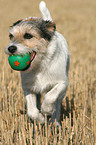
top-left (5, 1), bottom-right (70, 125)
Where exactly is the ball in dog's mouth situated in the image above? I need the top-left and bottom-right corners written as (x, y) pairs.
top-left (8, 51), bottom-right (36, 71)
top-left (22, 51), bottom-right (36, 71)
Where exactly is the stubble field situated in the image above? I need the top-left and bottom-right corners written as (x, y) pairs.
top-left (0, 0), bottom-right (96, 144)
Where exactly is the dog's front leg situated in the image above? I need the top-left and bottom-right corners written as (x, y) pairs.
top-left (26, 94), bottom-right (45, 124)
top-left (41, 81), bottom-right (68, 115)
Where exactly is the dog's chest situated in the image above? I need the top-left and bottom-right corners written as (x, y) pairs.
top-left (21, 71), bottom-right (55, 94)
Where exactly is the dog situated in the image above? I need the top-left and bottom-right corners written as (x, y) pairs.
top-left (5, 1), bottom-right (70, 126)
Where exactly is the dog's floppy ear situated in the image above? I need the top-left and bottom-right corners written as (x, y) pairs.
top-left (39, 20), bottom-right (56, 41)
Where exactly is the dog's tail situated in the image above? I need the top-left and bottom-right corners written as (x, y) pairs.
top-left (39, 1), bottom-right (52, 21)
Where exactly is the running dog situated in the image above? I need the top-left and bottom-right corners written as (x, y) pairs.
top-left (5, 1), bottom-right (70, 126)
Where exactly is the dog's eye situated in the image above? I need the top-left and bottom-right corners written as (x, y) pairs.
top-left (24, 33), bottom-right (33, 39)
top-left (9, 33), bottom-right (14, 40)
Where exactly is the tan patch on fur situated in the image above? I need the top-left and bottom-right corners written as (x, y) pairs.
top-left (47, 22), bottom-right (56, 32)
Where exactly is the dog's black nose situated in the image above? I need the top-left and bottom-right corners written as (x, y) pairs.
top-left (8, 45), bottom-right (17, 53)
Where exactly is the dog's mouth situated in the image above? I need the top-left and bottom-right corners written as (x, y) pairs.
top-left (22, 51), bottom-right (36, 71)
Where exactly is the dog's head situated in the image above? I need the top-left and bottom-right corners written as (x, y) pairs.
top-left (5, 17), bottom-right (56, 72)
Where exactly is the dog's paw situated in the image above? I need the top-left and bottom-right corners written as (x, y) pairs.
top-left (27, 108), bottom-right (39, 120)
top-left (38, 113), bottom-right (45, 124)
top-left (27, 108), bottom-right (45, 124)
top-left (41, 100), bottom-right (55, 115)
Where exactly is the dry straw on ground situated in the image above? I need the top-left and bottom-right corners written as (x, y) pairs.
top-left (0, 0), bottom-right (96, 144)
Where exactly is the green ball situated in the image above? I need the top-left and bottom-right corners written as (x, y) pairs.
top-left (8, 53), bottom-right (31, 71)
